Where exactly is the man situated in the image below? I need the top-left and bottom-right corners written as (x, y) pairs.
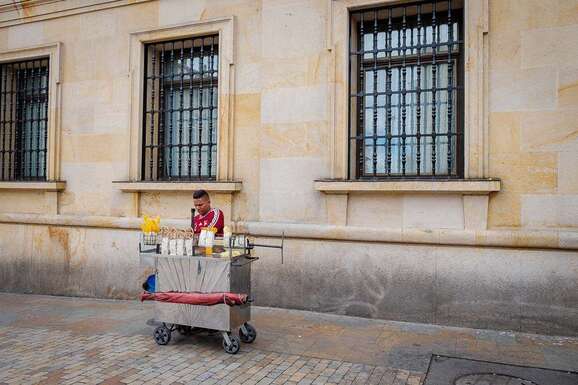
top-left (192, 189), bottom-right (224, 236)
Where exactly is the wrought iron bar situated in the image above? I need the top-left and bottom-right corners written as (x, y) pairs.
top-left (0, 65), bottom-right (5, 180)
top-left (178, 42), bottom-right (185, 178)
top-left (20, 62), bottom-right (26, 179)
top-left (386, 7), bottom-right (393, 175)
top-left (431, 1), bottom-right (438, 175)
top-left (149, 45), bottom-right (156, 180)
top-left (7, 65), bottom-right (14, 180)
top-left (14, 63), bottom-right (22, 180)
top-left (358, 11), bottom-right (365, 175)
top-left (353, 133), bottom-right (448, 140)
top-left (29, 61), bottom-right (34, 179)
top-left (208, 35), bottom-right (215, 178)
top-left (167, 42), bottom-right (175, 179)
top-left (30, 61), bottom-right (35, 178)
top-left (352, 86), bottom-right (457, 98)
top-left (401, 7), bottom-right (407, 175)
top-left (157, 42), bottom-right (166, 179)
top-left (372, 10), bottom-right (378, 176)
top-left (42, 61), bottom-right (48, 179)
top-left (416, 4), bottom-right (422, 176)
top-left (0, 59), bottom-right (48, 180)
top-left (197, 39), bottom-right (204, 178)
top-left (447, 0), bottom-right (454, 174)
top-left (34, 61), bottom-right (39, 178)
top-left (349, 0), bottom-right (462, 178)
top-left (142, 35), bottom-right (218, 181)
top-left (352, 40), bottom-right (457, 56)
top-left (188, 40), bottom-right (194, 178)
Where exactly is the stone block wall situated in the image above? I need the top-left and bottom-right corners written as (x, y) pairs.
top-left (487, 0), bottom-right (578, 229)
top-left (0, 0), bottom-right (577, 335)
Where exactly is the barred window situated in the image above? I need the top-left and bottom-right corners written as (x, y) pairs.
top-left (349, 1), bottom-right (463, 179)
top-left (142, 35), bottom-right (218, 181)
top-left (0, 59), bottom-right (49, 181)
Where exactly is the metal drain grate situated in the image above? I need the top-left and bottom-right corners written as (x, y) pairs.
top-left (424, 355), bottom-right (578, 385)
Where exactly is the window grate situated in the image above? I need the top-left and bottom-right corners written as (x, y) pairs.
top-left (0, 58), bottom-right (49, 181)
top-left (142, 35), bottom-right (219, 181)
top-left (349, 1), bottom-right (464, 179)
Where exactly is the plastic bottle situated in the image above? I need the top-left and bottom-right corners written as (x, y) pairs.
top-left (223, 226), bottom-right (232, 249)
top-left (204, 227), bottom-right (216, 255)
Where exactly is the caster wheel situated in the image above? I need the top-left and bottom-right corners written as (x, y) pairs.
top-left (154, 325), bottom-right (171, 345)
top-left (222, 334), bottom-right (241, 354)
top-left (239, 323), bottom-right (257, 343)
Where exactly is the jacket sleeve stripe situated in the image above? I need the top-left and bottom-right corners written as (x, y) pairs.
top-left (208, 208), bottom-right (220, 228)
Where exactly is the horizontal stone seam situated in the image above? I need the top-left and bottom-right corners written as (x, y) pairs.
top-left (0, 213), bottom-right (576, 251)
top-left (0, 0), bottom-right (156, 29)
top-left (237, 222), bottom-right (578, 251)
top-left (112, 181), bottom-right (242, 192)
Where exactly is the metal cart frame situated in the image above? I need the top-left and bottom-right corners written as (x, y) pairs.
top-left (140, 245), bottom-right (259, 354)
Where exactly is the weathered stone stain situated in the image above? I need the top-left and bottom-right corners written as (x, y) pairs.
top-left (105, 286), bottom-right (135, 300)
top-left (18, 1), bottom-right (35, 18)
top-left (1, 0), bottom-right (578, 338)
top-left (48, 226), bottom-right (71, 274)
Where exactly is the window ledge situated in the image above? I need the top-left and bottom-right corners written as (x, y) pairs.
top-left (0, 181), bottom-right (66, 192)
top-left (314, 179), bottom-right (501, 194)
top-left (113, 181), bottom-right (242, 193)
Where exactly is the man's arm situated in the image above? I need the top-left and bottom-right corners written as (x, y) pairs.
top-left (208, 208), bottom-right (224, 235)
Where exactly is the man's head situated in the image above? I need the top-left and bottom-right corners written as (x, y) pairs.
top-left (193, 189), bottom-right (211, 216)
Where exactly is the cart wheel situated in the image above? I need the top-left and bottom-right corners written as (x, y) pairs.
top-left (239, 323), bottom-right (257, 343)
top-left (222, 334), bottom-right (241, 354)
top-left (153, 325), bottom-right (171, 345)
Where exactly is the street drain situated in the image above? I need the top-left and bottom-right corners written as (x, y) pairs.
top-left (423, 355), bottom-right (578, 385)
top-left (455, 374), bottom-right (537, 385)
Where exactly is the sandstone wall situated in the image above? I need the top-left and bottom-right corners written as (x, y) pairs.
top-left (1, 0), bottom-right (577, 335)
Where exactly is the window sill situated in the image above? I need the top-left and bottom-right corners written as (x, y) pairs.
top-left (314, 179), bottom-right (501, 194)
top-left (113, 181), bottom-right (242, 193)
top-left (0, 181), bottom-right (66, 192)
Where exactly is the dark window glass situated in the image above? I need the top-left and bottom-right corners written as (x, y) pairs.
top-left (142, 35), bottom-right (218, 181)
top-left (0, 59), bottom-right (49, 181)
top-left (349, 1), bottom-right (464, 178)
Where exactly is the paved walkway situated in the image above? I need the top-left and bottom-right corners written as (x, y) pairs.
top-left (0, 293), bottom-right (577, 385)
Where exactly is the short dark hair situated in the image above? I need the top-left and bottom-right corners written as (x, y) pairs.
top-left (193, 189), bottom-right (209, 200)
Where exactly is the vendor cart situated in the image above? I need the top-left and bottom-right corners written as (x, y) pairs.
top-left (139, 233), bottom-right (282, 354)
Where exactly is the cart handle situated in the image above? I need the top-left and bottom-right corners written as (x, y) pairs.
top-left (247, 231), bottom-right (285, 264)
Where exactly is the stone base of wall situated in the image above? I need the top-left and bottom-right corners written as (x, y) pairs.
top-left (253, 238), bottom-right (578, 337)
top-left (1, 223), bottom-right (577, 336)
top-left (0, 223), bottom-right (144, 299)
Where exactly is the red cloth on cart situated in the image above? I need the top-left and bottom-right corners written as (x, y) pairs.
top-left (140, 291), bottom-right (248, 306)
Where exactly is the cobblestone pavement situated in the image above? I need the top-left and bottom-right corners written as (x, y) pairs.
top-left (1, 293), bottom-right (578, 385)
top-left (0, 326), bottom-right (422, 385)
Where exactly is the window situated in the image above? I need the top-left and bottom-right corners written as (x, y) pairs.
top-left (0, 58), bottom-right (49, 181)
top-left (142, 35), bottom-right (218, 181)
top-left (349, 1), bottom-right (463, 179)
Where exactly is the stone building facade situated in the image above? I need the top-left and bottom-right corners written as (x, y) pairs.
top-left (0, 0), bottom-right (577, 336)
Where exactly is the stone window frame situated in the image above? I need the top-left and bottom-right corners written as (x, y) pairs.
top-left (0, 43), bottom-right (66, 214)
top-left (348, 1), bottom-right (465, 179)
top-left (322, 0), bottom-right (492, 187)
top-left (116, 17), bottom-right (240, 219)
top-left (141, 34), bottom-right (220, 182)
top-left (121, 17), bottom-right (239, 191)
top-left (317, 0), bottom-right (498, 229)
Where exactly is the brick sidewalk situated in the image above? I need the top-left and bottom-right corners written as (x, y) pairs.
top-left (0, 326), bottom-right (421, 385)
top-left (1, 293), bottom-right (577, 385)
